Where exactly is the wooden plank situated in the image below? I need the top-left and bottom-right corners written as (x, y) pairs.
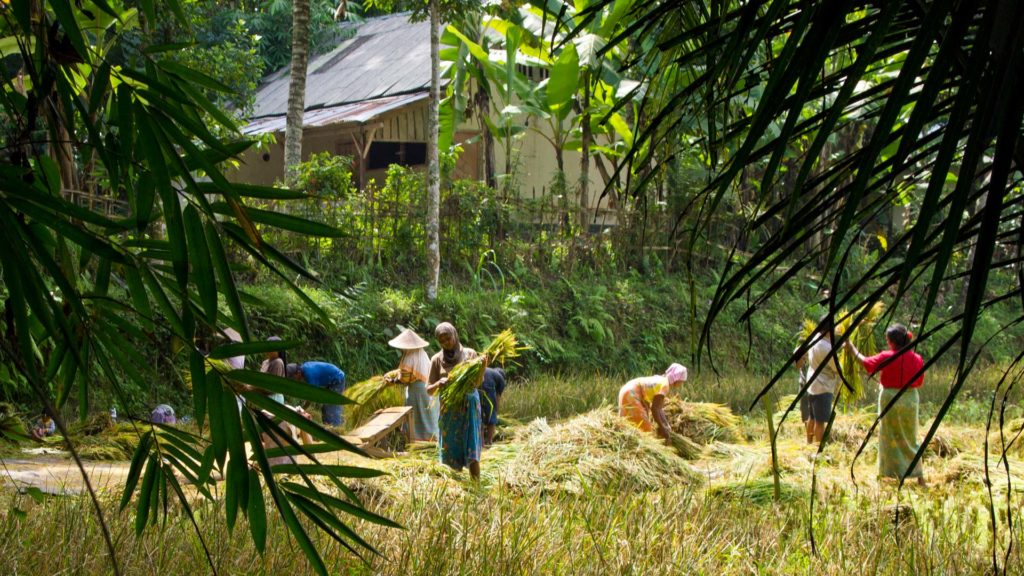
top-left (346, 406), bottom-right (413, 447)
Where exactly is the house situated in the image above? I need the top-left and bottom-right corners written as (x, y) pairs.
top-left (234, 13), bottom-right (614, 221)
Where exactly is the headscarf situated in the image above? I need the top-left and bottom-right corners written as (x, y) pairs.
top-left (665, 363), bottom-right (688, 385)
top-left (435, 322), bottom-right (465, 371)
top-left (267, 335), bottom-right (286, 365)
top-left (399, 348), bottom-right (432, 384)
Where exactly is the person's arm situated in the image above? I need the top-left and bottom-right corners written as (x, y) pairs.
top-left (794, 347), bottom-right (806, 370)
top-left (845, 340), bottom-right (867, 364)
top-left (426, 377), bottom-right (448, 395)
top-left (651, 394), bottom-right (672, 443)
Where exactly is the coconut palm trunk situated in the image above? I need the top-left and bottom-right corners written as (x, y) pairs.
top-left (284, 0), bottom-right (312, 186)
top-left (426, 0), bottom-right (441, 300)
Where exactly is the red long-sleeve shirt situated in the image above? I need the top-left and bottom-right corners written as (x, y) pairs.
top-left (860, 348), bottom-right (924, 389)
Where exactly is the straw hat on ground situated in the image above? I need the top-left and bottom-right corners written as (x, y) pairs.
top-left (388, 328), bottom-right (429, 350)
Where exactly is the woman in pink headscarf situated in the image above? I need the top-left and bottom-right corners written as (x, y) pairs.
top-left (618, 363), bottom-right (688, 444)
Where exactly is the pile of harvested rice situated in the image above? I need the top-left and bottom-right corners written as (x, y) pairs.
top-left (76, 423), bottom-right (145, 460)
top-left (498, 409), bottom-right (702, 494)
top-left (663, 398), bottom-right (743, 444)
top-left (987, 418), bottom-right (1024, 458)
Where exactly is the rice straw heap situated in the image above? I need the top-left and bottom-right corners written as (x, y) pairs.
top-left (344, 372), bottom-right (404, 427)
top-left (499, 408), bottom-right (703, 494)
top-left (662, 397), bottom-right (743, 444)
top-left (439, 329), bottom-right (522, 411)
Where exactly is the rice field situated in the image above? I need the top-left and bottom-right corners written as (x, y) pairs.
top-left (1, 368), bottom-right (1022, 575)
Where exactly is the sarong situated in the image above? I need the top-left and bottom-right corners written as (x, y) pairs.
top-left (438, 389), bottom-right (482, 470)
top-left (878, 387), bottom-right (923, 479)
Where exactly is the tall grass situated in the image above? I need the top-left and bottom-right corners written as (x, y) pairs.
top-left (501, 370), bottom-right (834, 420)
top-left (1, 479), bottom-right (1019, 575)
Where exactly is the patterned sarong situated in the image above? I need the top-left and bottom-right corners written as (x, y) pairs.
top-left (438, 389), bottom-right (482, 470)
top-left (878, 387), bottom-right (924, 479)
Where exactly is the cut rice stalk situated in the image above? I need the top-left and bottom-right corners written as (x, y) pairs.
top-left (344, 373), bottom-right (404, 428)
top-left (440, 329), bottom-right (522, 411)
top-left (707, 479), bottom-right (804, 504)
top-left (670, 433), bottom-right (703, 460)
top-left (663, 398), bottom-right (743, 444)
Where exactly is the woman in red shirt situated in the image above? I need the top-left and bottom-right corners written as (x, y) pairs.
top-left (847, 324), bottom-right (926, 485)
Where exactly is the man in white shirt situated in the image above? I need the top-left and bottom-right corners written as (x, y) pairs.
top-left (801, 317), bottom-right (840, 444)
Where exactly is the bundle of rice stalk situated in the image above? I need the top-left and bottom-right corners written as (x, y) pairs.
top-left (439, 329), bottom-right (521, 411)
top-left (663, 397), bottom-right (742, 444)
top-left (707, 479), bottom-right (804, 505)
top-left (344, 373), bottom-right (404, 428)
top-left (670, 433), bottom-right (703, 460)
top-left (800, 302), bottom-right (885, 405)
top-left (500, 408), bottom-right (702, 494)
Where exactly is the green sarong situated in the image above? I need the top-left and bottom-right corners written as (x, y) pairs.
top-left (878, 387), bottom-right (923, 479)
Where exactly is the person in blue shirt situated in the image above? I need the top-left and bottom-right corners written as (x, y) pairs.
top-left (479, 367), bottom-right (506, 446)
top-left (286, 361), bottom-right (346, 427)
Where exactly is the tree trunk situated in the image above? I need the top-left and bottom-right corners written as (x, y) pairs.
top-left (426, 0), bottom-right (441, 300)
top-left (578, 68), bottom-right (591, 234)
top-left (283, 0), bottom-right (311, 186)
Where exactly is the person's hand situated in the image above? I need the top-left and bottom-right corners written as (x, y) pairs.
top-left (426, 377), bottom-right (448, 394)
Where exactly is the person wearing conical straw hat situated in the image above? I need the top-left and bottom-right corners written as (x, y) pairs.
top-left (618, 363), bottom-right (688, 444)
top-left (385, 328), bottom-right (439, 441)
top-left (426, 322), bottom-right (485, 481)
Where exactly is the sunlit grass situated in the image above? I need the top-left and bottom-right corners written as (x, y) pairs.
top-left (2, 367), bottom-right (1022, 575)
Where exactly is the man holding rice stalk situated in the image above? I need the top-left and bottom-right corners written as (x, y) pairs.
top-left (427, 323), bottom-right (521, 481)
top-left (800, 315), bottom-right (840, 446)
top-left (617, 363), bottom-right (689, 444)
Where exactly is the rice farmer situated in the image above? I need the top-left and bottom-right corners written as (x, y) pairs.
top-left (221, 327), bottom-right (245, 370)
top-left (286, 361), bottom-right (346, 427)
top-left (802, 316), bottom-right (840, 445)
top-left (617, 363), bottom-right (688, 443)
top-left (261, 404), bottom-right (316, 467)
top-left (259, 336), bottom-right (287, 404)
top-left (479, 367), bottom-right (506, 446)
top-left (30, 411), bottom-right (56, 440)
top-left (384, 328), bottom-right (439, 441)
top-left (426, 322), bottom-right (487, 481)
top-left (845, 324), bottom-right (926, 485)
top-left (151, 404), bottom-right (176, 425)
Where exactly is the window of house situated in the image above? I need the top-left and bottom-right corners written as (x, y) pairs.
top-left (366, 142), bottom-right (427, 170)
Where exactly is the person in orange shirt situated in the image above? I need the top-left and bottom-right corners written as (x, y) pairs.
top-left (617, 363), bottom-right (688, 443)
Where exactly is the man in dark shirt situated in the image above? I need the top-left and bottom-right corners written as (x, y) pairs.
top-left (479, 367), bottom-right (506, 446)
top-left (286, 361), bottom-right (346, 427)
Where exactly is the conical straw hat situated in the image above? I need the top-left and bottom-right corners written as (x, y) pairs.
top-left (388, 328), bottom-right (429, 350)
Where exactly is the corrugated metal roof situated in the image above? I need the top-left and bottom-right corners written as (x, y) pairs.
top-left (242, 92), bottom-right (428, 135)
top-left (249, 13), bottom-right (432, 120)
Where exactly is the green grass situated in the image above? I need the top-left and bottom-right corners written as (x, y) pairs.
top-left (3, 368), bottom-right (1023, 575)
top-left (1, 471), bottom-right (1019, 575)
